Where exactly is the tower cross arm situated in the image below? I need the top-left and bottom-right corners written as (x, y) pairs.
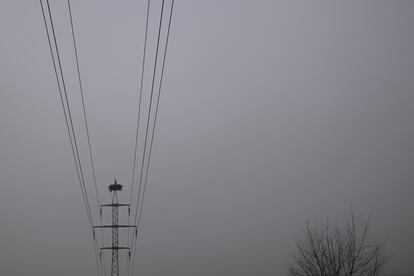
top-left (101, 203), bottom-right (130, 207)
top-left (94, 225), bottom-right (137, 229)
top-left (100, 246), bottom-right (130, 250)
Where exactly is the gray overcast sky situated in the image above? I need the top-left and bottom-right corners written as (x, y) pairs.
top-left (0, 1), bottom-right (413, 275)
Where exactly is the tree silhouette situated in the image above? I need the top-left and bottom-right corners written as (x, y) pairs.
top-left (289, 212), bottom-right (388, 276)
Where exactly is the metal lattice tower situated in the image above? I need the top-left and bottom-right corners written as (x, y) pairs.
top-left (110, 182), bottom-right (121, 275)
top-left (94, 179), bottom-right (137, 276)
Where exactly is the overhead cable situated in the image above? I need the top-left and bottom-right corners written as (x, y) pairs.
top-left (40, 1), bottom-right (101, 275)
top-left (66, 1), bottom-right (107, 275)
top-left (129, 0), bottom-right (166, 274)
top-left (126, 1), bottom-right (151, 275)
top-left (129, 1), bottom-right (174, 275)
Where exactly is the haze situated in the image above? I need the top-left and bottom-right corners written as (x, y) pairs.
top-left (0, 1), bottom-right (413, 275)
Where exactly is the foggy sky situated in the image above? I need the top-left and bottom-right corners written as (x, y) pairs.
top-left (0, 1), bottom-right (413, 275)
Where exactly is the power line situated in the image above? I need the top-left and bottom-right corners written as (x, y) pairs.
top-left (128, 0), bottom-right (166, 274)
top-left (132, 0), bottom-right (165, 233)
top-left (40, 1), bottom-right (101, 275)
top-left (126, 0), bottom-right (151, 275)
top-left (137, 0), bottom-right (174, 231)
top-left (129, 1), bottom-right (174, 275)
top-left (67, 0), bottom-right (101, 210)
top-left (129, 0), bottom-right (151, 207)
top-left (66, 1), bottom-right (107, 275)
top-left (45, 0), bottom-right (94, 230)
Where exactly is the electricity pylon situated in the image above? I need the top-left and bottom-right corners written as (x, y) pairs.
top-left (94, 179), bottom-right (137, 276)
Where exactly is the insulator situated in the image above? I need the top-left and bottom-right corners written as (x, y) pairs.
top-left (99, 207), bottom-right (102, 218)
top-left (99, 251), bottom-right (102, 261)
top-left (135, 228), bottom-right (138, 238)
top-left (128, 250), bottom-right (131, 260)
top-left (92, 229), bottom-right (96, 239)
top-left (128, 207), bottom-right (131, 217)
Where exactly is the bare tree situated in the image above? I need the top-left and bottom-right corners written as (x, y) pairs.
top-left (288, 212), bottom-right (388, 276)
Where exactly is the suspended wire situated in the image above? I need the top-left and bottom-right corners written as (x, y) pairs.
top-left (40, 1), bottom-right (101, 275)
top-left (42, 0), bottom-right (100, 273)
top-left (129, 0), bottom-right (151, 207)
top-left (66, 1), bottom-right (107, 275)
top-left (128, 0), bottom-right (166, 273)
top-left (67, 0), bottom-right (101, 210)
top-left (137, 0), bottom-right (174, 232)
top-left (40, 0), bottom-right (87, 227)
top-left (129, 1), bottom-right (174, 275)
top-left (132, 0), bottom-right (165, 233)
top-left (126, 1), bottom-right (151, 275)
top-left (45, 0), bottom-right (94, 230)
